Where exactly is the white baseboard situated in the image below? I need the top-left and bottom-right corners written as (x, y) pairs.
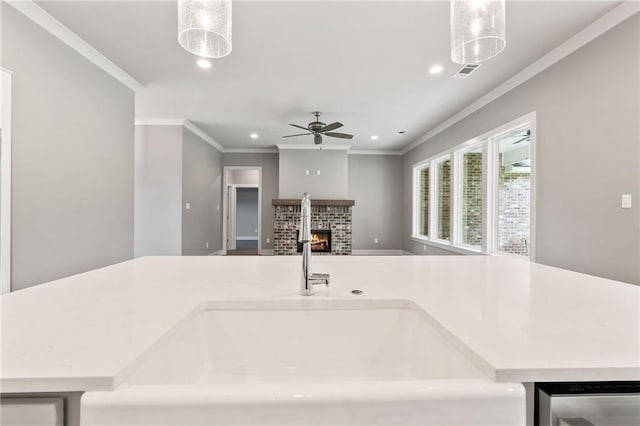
top-left (209, 250), bottom-right (224, 256)
top-left (352, 249), bottom-right (405, 256)
top-left (259, 249), bottom-right (274, 256)
top-left (236, 236), bottom-right (259, 241)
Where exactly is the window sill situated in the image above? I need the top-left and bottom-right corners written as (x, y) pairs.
top-left (410, 236), bottom-right (484, 256)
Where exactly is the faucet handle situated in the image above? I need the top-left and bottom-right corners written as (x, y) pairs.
top-left (310, 273), bottom-right (330, 286)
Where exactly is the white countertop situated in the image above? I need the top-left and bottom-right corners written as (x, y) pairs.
top-left (1, 255), bottom-right (639, 392)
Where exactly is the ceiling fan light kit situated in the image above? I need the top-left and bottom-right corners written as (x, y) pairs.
top-left (283, 112), bottom-right (354, 145)
top-left (178, 0), bottom-right (232, 59)
top-left (450, 0), bottom-right (506, 64)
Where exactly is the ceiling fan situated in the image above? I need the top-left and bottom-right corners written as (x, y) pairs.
top-left (283, 112), bottom-right (354, 145)
top-left (512, 129), bottom-right (531, 144)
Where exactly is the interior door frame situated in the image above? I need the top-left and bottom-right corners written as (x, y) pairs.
top-left (1, 68), bottom-right (13, 294)
top-left (227, 185), bottom-right (237, 250)
top-left (227, 183), bottom-right (260, 251)
top-left (222, 167), bottom-right (262, 255)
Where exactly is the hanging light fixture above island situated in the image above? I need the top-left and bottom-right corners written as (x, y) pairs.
top-left (178, 0), bottom-right (232, 59)
top-left (451, 0), bottom-right (506, 64)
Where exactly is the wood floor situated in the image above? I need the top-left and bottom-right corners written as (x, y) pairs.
top-left (226, 248), bottom-right (258, 256)
top-left (227, 240), bottom-right (258, 256)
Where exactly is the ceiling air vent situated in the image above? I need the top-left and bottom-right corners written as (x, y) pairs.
top-left (453, 64), bottom-right (481, 78)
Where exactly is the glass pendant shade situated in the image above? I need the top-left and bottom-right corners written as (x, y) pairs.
top-left (451, 0), bottom-right (506, 64)
top-left (178, 0), bottom-right (232, 59)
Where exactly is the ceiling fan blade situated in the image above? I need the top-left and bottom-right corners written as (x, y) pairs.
top-left (324, 132), bottom-right (354, 139)
top-left (289, 124), bottom-right (310, 132)
top-left (314, 134), bottom-right (323, 145)
top-left (321, 122), bottom-right (343, 132)
top-left (282, 133), bottom-right (311, 138)
top-left (512, 130), bottom-right (531, 144)
top-left (513, 137), bottom-right (529, 144)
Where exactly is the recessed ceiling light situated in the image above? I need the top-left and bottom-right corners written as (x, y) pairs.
top-left (370, 135), bottom-right (379, 141)
top-left (429, 64), bottom-right (444, 75)
top-left (250, 133), bottom-right (259, 139)
top-left (196, 58), bottom-right (212, 69)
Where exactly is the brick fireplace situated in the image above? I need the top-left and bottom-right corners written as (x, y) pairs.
top-left (273, 199), bottom-right (354, 255)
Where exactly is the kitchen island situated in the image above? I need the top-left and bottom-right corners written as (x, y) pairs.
top-left (1, 255), bottom-right (639, 424)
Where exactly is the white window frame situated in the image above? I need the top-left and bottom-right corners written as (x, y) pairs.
top-left (432, 154), bottom-right (452, 244)
top-left (454, 141), bottom-right (485, 251)
top-left (490, 119), bottom-right (537, 260)
top-left (412, 163), bottom-right (430, 239)
top-left (411, 111), bottom-right (536, 260)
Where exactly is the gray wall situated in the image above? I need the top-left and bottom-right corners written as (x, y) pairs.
top-left (348, 155), bottom-right (403, 250)
top-left (134, 125), bottom-right (182, 256)
top-left (279, 150), bottom-right (349, 199)
top-left (229, 169), bottom-right (259, 185)
top-left (223, 153), bottom-right (278, 250)
top-left (2, 5), bottom-right (134, 290)
top-left (181, 127), bottom-right (223, 255)
top-left (402, 15), bottom-right (640, 283)
top-left (134, 125), bottom-right (223, 256)
top-left (236, 188), bottom-right (259, 239)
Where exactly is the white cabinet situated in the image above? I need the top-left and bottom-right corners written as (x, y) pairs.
top-left (1, 397), bottom-right (64, 426)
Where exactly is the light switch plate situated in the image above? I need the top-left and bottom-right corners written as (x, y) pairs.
top-left (622, 194), bottom-right (632, 209)
top-left (185, 203), bottom-right (191, 210)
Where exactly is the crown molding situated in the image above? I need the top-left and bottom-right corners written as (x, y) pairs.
top-left (135, 118), bottom-right (185, 126)
top-left (183, 121), bottom-right (225, 152)
top-left (132, 125), bottom-right (402, 156)
top-left (400, 0), bottom-right (640, 155)
top-left (223, 148), bottom-right (279, 154)
top-left (349, 149), bottom-right (403, 156)
top-left (226, 147), bottom-right (401, 155)
top-left (277, 143), bottom-right (351, 151)
top-left (135, 118), bottom-right (224, 152)
top-left (6, 0), bottom-right (144, 92)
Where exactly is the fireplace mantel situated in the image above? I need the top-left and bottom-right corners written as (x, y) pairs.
top-left (272, 199), bottom-right (355, 207)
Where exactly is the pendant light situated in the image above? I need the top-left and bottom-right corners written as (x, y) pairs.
top-left (451, 0), bottom-right (506, 64)
top-left (178, 0), bottom-right (232, 59)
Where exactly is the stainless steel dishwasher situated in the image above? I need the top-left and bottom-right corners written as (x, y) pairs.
top-left (536, 382), bottom-right (640, 426)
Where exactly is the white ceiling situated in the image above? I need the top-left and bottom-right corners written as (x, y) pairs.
top-left (37, 0), bottom-right (619, 151)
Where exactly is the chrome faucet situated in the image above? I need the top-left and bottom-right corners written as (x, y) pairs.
top-left (299, 192), bottom-right (330, 296)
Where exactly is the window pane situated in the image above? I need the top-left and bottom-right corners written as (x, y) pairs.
top-left (419, 167), bottom-right (429, 236)
top-left (497, 128), bottom-right (531, 256)
top-left (437, 158), bottom-right (451, 240)
top-left (462, 146), bottom-right (483, 247)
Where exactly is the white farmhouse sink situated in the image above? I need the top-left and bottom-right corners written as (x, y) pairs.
top-left (81, 299), bottom-right (525, 425)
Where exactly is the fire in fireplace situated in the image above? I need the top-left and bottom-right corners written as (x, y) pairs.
top-left (296, 230), bottom-right (332, 253)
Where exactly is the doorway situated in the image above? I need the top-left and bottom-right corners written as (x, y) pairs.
top-left (222, 167), bottom-right (262, 256)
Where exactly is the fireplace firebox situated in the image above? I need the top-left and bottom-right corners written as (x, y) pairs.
top-left (296, 230), bottom-right (332, 253)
